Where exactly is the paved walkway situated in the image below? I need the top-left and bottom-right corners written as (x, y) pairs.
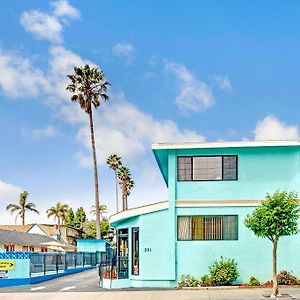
top-left (1, 287), bottom-right (300, 300)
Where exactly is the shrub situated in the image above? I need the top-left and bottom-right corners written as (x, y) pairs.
top-left (200, 274), bottom-right (210, 283)
top-left (249, 276), bottom-right (260, 286)
top-left (277, 270), bottom-right (300, 285)
top-left (200, 274), bottom-right (211, 286)
top-left (209, 257), bottom-right (239, 286)
top-left (178, 274), bottom-right (199, 288)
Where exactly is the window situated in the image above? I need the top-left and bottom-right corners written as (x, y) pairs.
top-left (4, 244), bottom-right (15, 251)
top-left (178, 157), bottom-right (192, 181)
top-left (132, 228), bottom-right (139, 275)
top-left (29, 246), bottom-right (34, 252)
top-left (177, 156), bottom-right (237, 181)
top-left (22, 246), bottom-right (28, 252)
top-left (177, 215), bottom-right (238, 240)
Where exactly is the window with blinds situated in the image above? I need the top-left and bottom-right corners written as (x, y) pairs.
top-left (177, 155), bottom-right (238, 181)
top-left (177, 215), bottom-right (238, 240)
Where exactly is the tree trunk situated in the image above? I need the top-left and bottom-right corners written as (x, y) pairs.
top-left (57, 217), bottom-right (61, 241)
top-left (22, 208), bottom-right (25, 225)
top-left (115, 170), bottom-right (119, 213)
top-left (272, 239), bottom-right (278, 296)
top-left (122, 180), bottom-right (126, 211)
top-left (89, 109), bottom-right (101, 239)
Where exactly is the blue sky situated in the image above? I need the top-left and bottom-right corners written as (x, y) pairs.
top-left (0, 1), bottom-right (300, 224)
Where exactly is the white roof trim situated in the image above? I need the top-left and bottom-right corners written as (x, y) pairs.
top-left (152, 140), bottom-right (300, 150)
top-left (176, 200), bottom-right (261, 207)
top-left (110, 201), bottom-right (168, 224)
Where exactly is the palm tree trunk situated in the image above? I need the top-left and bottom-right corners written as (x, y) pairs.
top-left (122, 180), bottom-right (126, 211)
top-left (272, 239), bottom-right (278, 296)
top-left (58, 217), bottom-right (61, 241)
top-left (22, 208), bottom-right (25, 225)
top-left (89, 109), bottom-right (101, 239)
top-left (115, 170), bottom-right (119, 213)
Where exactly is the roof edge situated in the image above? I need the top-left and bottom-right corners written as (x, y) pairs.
top-left (110, 201), bottom-right (168, 225)
top-left (152, 140), bottom-right (300, 150)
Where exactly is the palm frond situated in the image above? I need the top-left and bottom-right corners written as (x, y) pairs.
top-left (26, 203), bottom-right (39, 214)
top-left (107, 154), bottom-right (122, 170)
top-left (66, 64), bottom-right (110, 114)
top-left (6, 204), bottom-right (21, 214)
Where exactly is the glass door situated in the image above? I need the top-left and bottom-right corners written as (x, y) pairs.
top-left (117, 228), bottom-right (128, 279)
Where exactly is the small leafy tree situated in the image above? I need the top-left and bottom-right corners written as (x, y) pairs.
top-left (74, 207), bottom-right (87, 229)
top-left (64, 208), bottom-right (75, 227)
top-left (82, 220), bottom-right (110, 239)
top-left (244, 191), bottom-right (299, 296)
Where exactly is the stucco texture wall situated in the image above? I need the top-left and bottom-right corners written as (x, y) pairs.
top-left (176, 206), bottom-right (300, 284)
top-left (174, 146), bottom-right (300, 200)
top-left (76, 240), bottom-right (107, 253)
top-left (116, 209), bottom-right (175, 282)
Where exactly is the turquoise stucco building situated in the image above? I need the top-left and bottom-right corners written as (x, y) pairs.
top-left (76, 239), bottom-right (111, 253)
top-left (110, 140), bottom-right (300, 288)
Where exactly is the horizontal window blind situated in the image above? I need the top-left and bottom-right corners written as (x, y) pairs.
top-left (177, 215), bottom-right (238, 240)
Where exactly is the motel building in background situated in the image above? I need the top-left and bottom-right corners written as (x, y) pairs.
top-left (109, 140), bottom-right (300, 289)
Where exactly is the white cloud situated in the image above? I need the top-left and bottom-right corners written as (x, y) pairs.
top-left (20, 10), bottom-right (63, 43)
top-left (113, 43), bottom-right (135, 62)
top-left (20, 1), bottom-right (80, 44)
top-left (164, 62), bottom-right (214, 113)
top-left (21, 125), bottom-right (57, 140)
top-left (0, 43), bottom-right (205, 168)
top-left (0, 49), bottom-right (48, 98)
top-left (254, 115), bottom-right (299, 141)
top-left (47, 46), bottom-right (91, 104)
top-left (62, 92), bottom-right (204, 167)
top-left (52, 0), bottom-right (80, 19)
top-left (0, 180), bottom-right (23, 204)
top-left (0, 180), bottom-right (23, 225)
top-left (212, 75), bottom-right (232, 92)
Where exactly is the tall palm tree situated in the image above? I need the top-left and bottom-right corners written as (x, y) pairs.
top-left (66, 64), bottom-right (110, 239)
top-left (46, 202), bottom-right (69, 240)
top-left (6, 191), bottom-right (39, 225)
top-left (106, 154), bottom-right (122, 213)
top-left (118, 167), bottom-right (135, 211)
top-left (90, 204), bottom-right (108, 221)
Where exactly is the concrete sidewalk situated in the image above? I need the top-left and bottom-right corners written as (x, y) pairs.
top-left (1, 287), bottom-right (300, 300)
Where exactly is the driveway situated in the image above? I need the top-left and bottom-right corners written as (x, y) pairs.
top-left (0, 268), bottom-right (101, 293)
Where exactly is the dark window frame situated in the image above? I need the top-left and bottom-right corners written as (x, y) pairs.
top-left (177, 155), bottom-right (238, 182)
top-left (131, 227), bottom-right (139, 275)
top-left (117, 228), bottom-right (129, 279)
top-left (177, 215), bottom-right (239, 241)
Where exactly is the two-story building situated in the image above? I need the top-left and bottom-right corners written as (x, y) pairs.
top-left (110, 140), bottom-right (300, 288)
